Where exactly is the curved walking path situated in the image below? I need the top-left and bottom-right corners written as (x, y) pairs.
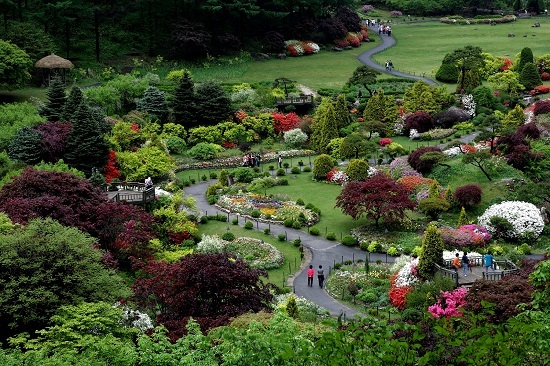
top-left (184, 180), bottom-right (396, 319)
top-left (358, 26), bottom-right (438, 86)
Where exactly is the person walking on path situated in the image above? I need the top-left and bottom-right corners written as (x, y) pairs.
top-left (278, 155), bottom-right (283, 168)
top-left (388, 60), bottom-right (393, 71)
top-left (452, 253), bottom-right (461, 274)
top-left (462, 252), bottom-right (469, 277)
top-left (307, 265), bottom-right (314, 287)
top-left (483, 253), bottom-right (495, 274)
top-left (317, 265), bottom-right (325, 288)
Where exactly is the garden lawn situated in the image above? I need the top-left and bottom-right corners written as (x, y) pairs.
top-left (372, 18), bottom-right (550, 80)
top-left (198, 220), bottom-right (302, 288)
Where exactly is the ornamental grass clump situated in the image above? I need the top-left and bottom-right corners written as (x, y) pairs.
top-left (478, 201), bottom-right (545, 240)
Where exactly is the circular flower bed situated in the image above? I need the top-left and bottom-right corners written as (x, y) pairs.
top-left (478, 201), bottom-right (545, 240)
top-left (197, 235), bottom-right (284, 270)
top-left (216, 193), bottom-right (319, 226)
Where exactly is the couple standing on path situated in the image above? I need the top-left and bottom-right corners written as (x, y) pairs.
top-left (307, 265), bottom-right (324, 288)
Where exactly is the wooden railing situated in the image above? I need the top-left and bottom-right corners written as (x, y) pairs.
top-left (276, 95), bottom-right (314, 106)
top-left (434, 263), bottom-right (459, 288)
top-left (437, 257), bottom-right (519, 287)
top-left (103, 182), bottom-right (155, 204)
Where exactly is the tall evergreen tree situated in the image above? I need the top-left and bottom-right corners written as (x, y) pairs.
top-left (172, 70), bottom-right (197, 126)
top-left (517, 47), bottom-right (534, 73)
top-left (519, 62), bottom-right (543, 91)
top-left (137, 86), bottom-right (169, 122)
top-left (334, 94), bottom-right (352, 130)
top-left (417, 224), bottom-right (444, 280)
top-left (310, 98), bottom-right (339, 154)
top-left (7, 126), bottom-right (42, 165)
top-left (64, 103), bottom-right (110, 175)
top-left (39, 77), bottom-right (67, 122)
top-left (61, 86), bottom-right (84, 122)
top-left (195, 81), bottom-right (233, 126)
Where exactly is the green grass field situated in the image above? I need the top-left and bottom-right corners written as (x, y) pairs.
top-left (198, 220), bottom-right (302, 288)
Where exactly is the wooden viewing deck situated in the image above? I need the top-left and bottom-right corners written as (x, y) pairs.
top-left (103, 182), bottom-right (155, 205)
top-left (276, 95), bottom-right (314, 107)
top-left (436, 256), bottom-right (519, 288)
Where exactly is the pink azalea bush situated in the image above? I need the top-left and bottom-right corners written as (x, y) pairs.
top-left (390, 10), bottom-right (403, 17)
top-left (362, 5), bottom-right (374, 12)
top-left (428, 287), bottom-right (468, 319)
top-left (379, 137), bottom-right (392, 147)
top-left (440, 224), bottom-right (492, 249)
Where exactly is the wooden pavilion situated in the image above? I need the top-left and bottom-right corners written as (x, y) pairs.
top-left (34, 53), bottom-right (74, 86)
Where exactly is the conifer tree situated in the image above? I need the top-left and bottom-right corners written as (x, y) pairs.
top-left (286, 295), bottom-right (299, 319)
top-left (363, 89), bottom-right (399, 127)
top-left (334, 94), bottom-right (351, 130)
top-left (519, 62), bottom-right (542, 91)
top-left (62, 86), bottom-right (84, 122)
top-left (195, 81), bottom-right (233, 126)
top-left (457, 207), bottom-right (468, 226)
top-left (7, 126), bottom-right (43, 164)
top-left (310, 98), bottom-right (339, 154)
top-left (418, 224), bottom-right (444, 280)
top-left (64, 103), bottom-right (110, 175)
top-left (39, 77), bottom-right (67, 122)
top-left (172, 70), bottom-right (197, 126)
top-left (138, 86), bottom-right (169, 122)
top-left (517, 47), bottom-right (534, 73)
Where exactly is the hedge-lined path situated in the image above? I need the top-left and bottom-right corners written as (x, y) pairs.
top-left (358, 26), bottom-right (438, 86)
top-left (184, 180), bottom-right (399, 319)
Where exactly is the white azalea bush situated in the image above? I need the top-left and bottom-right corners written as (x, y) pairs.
top-left (393, 257), bottom-right (420, 288)
top-left (283, 128), bottom-right (308, 147)
top-left (478, 201), bottom-right (545, 240)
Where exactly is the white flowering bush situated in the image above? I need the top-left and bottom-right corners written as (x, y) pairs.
top-left (393, 257), bottom-right (420, 288)
top-left (283, 128), bottom-right (308, 147)
top-left (305, 41), bottom-right (320, 53)
top-left (114, 302), bottom-right (154, 333)
top-left (197, 234), bottom-right (226, 253)
top-left (461, 94), bottom-right (476, 117)
top-left (478, 201), bottom-right (545, 239)
top-left (367, 166), bottom-right (378, 177)
top-left (230, 88), bottom-right (257, 104)
top-left (443, 146), bottom-right (462, 158)
top-left (390, 255), bottom-right (415, 272)
top-left (409, 129), bottom-right (422, 140)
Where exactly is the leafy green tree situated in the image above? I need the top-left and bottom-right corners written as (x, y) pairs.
top-left (2, 21), bottom-right (55, 62)
top-left (443, 45), bottom-right (485, 93)
top-left (345, 159), bottom-right (370, 181)
top-left (462, 150), bottom-right (493, 181)
top-left (403, 81), bottom-right (452, 115)
top-left (502, 104), bottom-right (525, 130)
top-left (286, 295), bottom-right (300, 319)
top-left (310, 98), bottom-right (339, 154)
top-left (0, 218), bottom-right (131, 340)
top-left (417, 224), bottom-right (444, 280)
top-left (459, 68), bottom-right (481, 93)
top-left (347, 65), bottom-right (380, 97)
top-left (488, 70), bottom-right (524, 96)
top-left (137, 86), bottom-right (169, 122)
top-left (61, 86), bottom-right (84, 122)
top-left (0, 39), bottom-right (32, 90)
top-left (519, 62), bottom-right (542, 91)
top-left (195, 81), bottom-right (233, 126)
top-left (64, 103), bottom-right (110, 175)
top-left (7, 126), bottom-right (42, 164)
top-left (457, 206), bottom-right (469, 226)
top-left (313, 154), bottom-right (335, 180)
top-left (472, 85), bottom-right (497, 110)
top-left (0, 102), bottom-right (44, 152)
top-left (39, 77), bottom-right (67, 122)
top-left (340, 133), bottom-right (373, 159)
top-left (334, 94), bottom-right (351, 130)
top-left (363, 89), bottom-right (399, 126)
top-left (116, 145), bottom-right (176, 181)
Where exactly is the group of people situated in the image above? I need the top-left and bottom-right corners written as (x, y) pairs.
top-left (453, 252), bottom-right (496, 276)
top-left (307, 265), bottom-right (325, 288)
top-left (242, 153), bottom-right (261, 167)
top-left (385, 60), bottom-right (394, 71)
top-left (378, 24), bottom-right (392, 36)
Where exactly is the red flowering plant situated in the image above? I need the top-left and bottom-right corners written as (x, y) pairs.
top-left (234, 110), bottom-right (248, 122)
top-left (103, 150), bottom-right (120, 183)
top-left (379, 137), bottom-right (392, 147)
top-left (541, 72), bottom-right (550, 81)
top-left (531, 85), bottom-right (550, 95)
top-left (326, 168), bottom-right (349, 185)
top-left (334, 38), bottom-right (349, 48)
top-left (428, 287), bottom-right (468, 319)
top-left (500, 58), bottom-right (513, 71)
top-left (272, 112), bottom-right (300, 134)
top-left (346, 32), bottom-right (361, 47)
top-left (221, 141), bottom-right (237, 149)
top-left (460, 144), bottom-right (477, 153)
top-left (441, 224), bottom-right (491, 250)
top-left (397, 176), bottom-right (435, 192)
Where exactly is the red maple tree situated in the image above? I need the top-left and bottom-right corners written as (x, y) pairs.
top-left (335, 173), bottom-right (416, 226)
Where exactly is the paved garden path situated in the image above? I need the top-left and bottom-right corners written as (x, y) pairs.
top-left (184, 180), bottom-right (397, 319)
top-left (358, 26), bottom-right (438, 86)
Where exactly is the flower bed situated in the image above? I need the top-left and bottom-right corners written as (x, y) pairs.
top-left (175, 149), bottom-right (315, 172)
top-left (197, 235), bottom-right (284, 269)
top-left (216, 193), bottom-right (319, 226)
top-left (422, 128), bottom-right (456, 140)
top-left (388, 256), bottom-right (419, 309)
top-left (440, 15), bottom-right (516, 25)
top-left (440, 224), bottom-right (492, 250)
top-left (285, 40), bottom-right (320, 56)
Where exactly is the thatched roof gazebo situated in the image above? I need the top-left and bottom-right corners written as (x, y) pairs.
top-left (35, 53), bottom-right (74, 86)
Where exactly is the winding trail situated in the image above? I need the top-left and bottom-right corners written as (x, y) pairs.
top-left (185, 181), bottom-right (396, 319)
top-left (358, 26), bottom-right (438, 86)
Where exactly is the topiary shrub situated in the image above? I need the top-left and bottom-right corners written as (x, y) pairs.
top-left (251, 210), bottom-right (261, 218)
top-left (296, 198), bottom-right (305, 206)
top-left (303, 166), bottom-right (312, 172)
top-left (284, 218), bottom-right (294, 227)
top-left (244, 221), bottom-right (254, 229)
top-left (326, 232), bottom-right (336, 241)
top-left (367, 241), bottom-right (382, 253)
top-left (291, 166), bottom-right (301, 174)
top-left (404, 111), bottom-right (434, 135)
top-left (278, 233), bottom-right (286, 241)
top-left (360, 241), bottom-right (369, 251)
top-left (517, 243), bottom-right (532, 255)
top-left (313, 154), bottom-right (336, 180)
top-left (345, 159), bottom-right (370, 181)
top-left (279, 179), bottom-right (289, 186)
top-left (232, 217), bottom-right (239, 225)
top-left (407, 146), bottom-right (442, 174)
top-left (276, 168), bottom-right (286, 176)
top-left (209, 172), bottom-right (218, 179)
top-left (453, 184), bottom-right (482, 209)
top-left (221, 232), bottom-right (235, 241)
top-left (435, 62), bottom-right (459, 83)
top-left (293, 238), bottom-right (301, 246)
top-left (341, 235), bottom-right (357, 246)
top-left (387, 246), bottom-right (399, 256)
top-left (264, 228), bottom-right (270, 235)
top-left (310, 227), bottom-right (320, 236)
top-left (233, 167), bottom-right (255, 183)
top-left (292, 221), bottom-right (302, 229)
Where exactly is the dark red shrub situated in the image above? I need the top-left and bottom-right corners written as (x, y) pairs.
top-left (453, 184), bottom-right (482, 208)
top-left (35, 121), bottom-right (72, 163)
top-left (533, 99), bottom-right (550, 115)
top-left (516, 122), bottom-right (541, 140)
top-left (404, 111), bottom-right (434, 135)
top-left (407, 146), bottom-right (442, 174)
top-left (335, 5), bottom-right (362, 32)
top-left (262, 31), bottom-right (285, 53)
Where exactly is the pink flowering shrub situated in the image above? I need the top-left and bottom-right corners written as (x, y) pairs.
top-left (390, 10), bottom-right (403, 17)
top-left (326, 168), bottom-right (349, 185)
top-left (428, 287), bottom-right (468, 319)
top-left (346, 32), bottom-right (361, 47)
top-left (362, 5), bottom-right (374, 12)
top-left (440, 224), bottom-right (492, 249)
